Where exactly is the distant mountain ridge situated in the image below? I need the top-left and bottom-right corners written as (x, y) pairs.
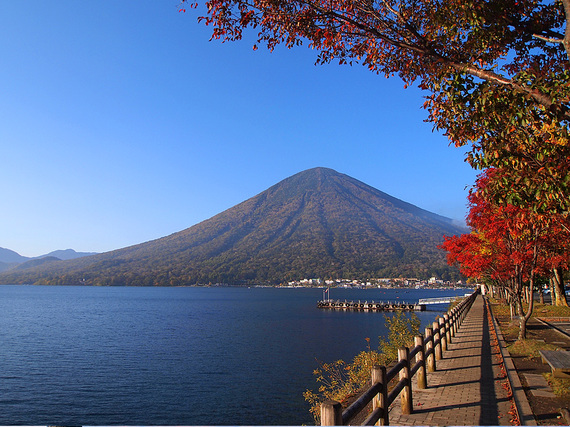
top-left (0, 248), bottom-right (97, 272)
top-left (43, 249), bottom-right (98, 261)
top-left (0, 247), bottom-right (29, 264)
top-left (0, 168), bottom-right (466, 285)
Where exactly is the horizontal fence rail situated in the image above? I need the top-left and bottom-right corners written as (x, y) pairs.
top-left (320, 289), bottom-right (480, 426)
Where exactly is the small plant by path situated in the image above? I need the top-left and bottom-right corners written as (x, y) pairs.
top-left (544, 373), bottom-right (570, 398)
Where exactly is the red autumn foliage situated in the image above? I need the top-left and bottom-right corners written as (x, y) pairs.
top-left (441, 169), bottom-right (570, 286)
top-left (440, 168), bottom-right (570, 337)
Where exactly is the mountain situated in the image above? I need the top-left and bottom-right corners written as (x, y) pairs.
top-left (0, 247), bottom-right (29, 264)
top-left (43, 249), bottom-right (98, 261)
top-left (0, 167), bottom-right (467, 286)
top-left (0, 247), bottom-right (97, 272)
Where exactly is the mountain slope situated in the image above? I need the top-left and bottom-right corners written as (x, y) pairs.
top-left (10, 256), bottom-right (62, 271)
top-left (0, 247), bottom-right (28, 264)
top-left (0, 168), bottom-right (466, 285)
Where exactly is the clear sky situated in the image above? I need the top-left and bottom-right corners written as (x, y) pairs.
top-left (0, 1), bottom-right (478, 258)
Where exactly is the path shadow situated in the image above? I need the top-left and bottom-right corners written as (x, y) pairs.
top-left (479, 301), bottom-right (499, 425)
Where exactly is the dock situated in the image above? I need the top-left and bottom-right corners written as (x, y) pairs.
top-left (317, 299), bottom-right (426, 311)
top-left (418, 295), bottom-right (469, 305)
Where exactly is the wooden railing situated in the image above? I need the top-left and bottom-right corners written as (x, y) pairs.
top-left (320, 289), bottom-right (480, 426)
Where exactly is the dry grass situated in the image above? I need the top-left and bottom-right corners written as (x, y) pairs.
top-left (544, 373), bottom-right (570, 398)
top-left (489, 298), bottom-right (569, 358)
top-left (489, 299), bottom-right (570, 319)
top-left (503, 321), bottom-right (523, 339)
top-left (488, 299), bottom-right (511, 316)
top-left (533, 303), bottom-right (570, 318)
top-left (507, 339), bottom-right (559, 360)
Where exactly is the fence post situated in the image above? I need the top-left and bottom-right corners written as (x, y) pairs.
top-left (372, 365), bottom-right (388, 426)
top-left (454, 307), bottom-right (460, 334)
top-left (433, 320), bottom-right (442, 360)
top-left (450, 309), bottom-right (457, 338)
top-left (439, 317), bottom-right (447, 352)
top-left (320, 400), bottom-right (342, 426)
top-left (455, 306), bottom-right (461, 332)
top-left (425, 326), bottom-right (436, 372)
top-left (444, 314), bottom-right (452, 345)
top-left (414, 335), bottom-right (427, 389)
top-left (399, 347), bottom-right (412, 415)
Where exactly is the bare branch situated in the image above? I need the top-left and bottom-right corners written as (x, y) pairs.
top-left (532, 34), bottom-right (564, 44)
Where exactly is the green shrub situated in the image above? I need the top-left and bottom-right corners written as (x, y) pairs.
top-left (379, 312), bottom-right (421, 362)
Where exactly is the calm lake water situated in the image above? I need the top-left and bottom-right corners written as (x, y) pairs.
top-left (0, 285), bottom-right (470, 425)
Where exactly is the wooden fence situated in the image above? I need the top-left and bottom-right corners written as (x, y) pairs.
top-left (320, 289), bottom-right (480, 426)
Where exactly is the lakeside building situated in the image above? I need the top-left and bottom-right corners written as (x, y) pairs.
top-left (283, 277), bottom-right (468, 289)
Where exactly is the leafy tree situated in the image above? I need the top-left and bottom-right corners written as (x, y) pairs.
top-left (441, 169), bottom-right (570, 338)
top-left (186, 0), bottom-right (570, 214)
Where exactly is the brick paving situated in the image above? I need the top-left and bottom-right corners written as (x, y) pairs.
top-left (387, 294), bottom-right (514, 426)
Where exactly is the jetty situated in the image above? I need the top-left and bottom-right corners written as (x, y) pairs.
top-left (317, 299), bottom-right (426, 311)
top-left (417, 294), bottom-right (470, 305)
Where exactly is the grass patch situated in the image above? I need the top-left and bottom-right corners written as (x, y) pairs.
top-left (502, 321), bottom-right (521, 339)
top-left (508, 339), bottom-right (559, 359)
top-left (544, 373), bottom-right (570, 398)
top-left (488, 299), bottom-right (570, 319)
top-left (534, 303), bottom-right (570, 318)
top-left (488, 299), bottom-right (510, 316)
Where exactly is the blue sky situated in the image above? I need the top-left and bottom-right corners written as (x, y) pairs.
top-left (1, 1), bottom-right (477, 257)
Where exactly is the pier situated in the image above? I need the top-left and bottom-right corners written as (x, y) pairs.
top-left (317, 299), bottom-right (426, 311)
top-left (417, 295), bottom-right (469, 305)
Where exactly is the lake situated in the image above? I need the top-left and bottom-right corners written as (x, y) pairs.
top-left (0, 285), bottom-right (470, 425)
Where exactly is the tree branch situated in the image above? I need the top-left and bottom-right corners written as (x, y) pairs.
top-left (533, 34), bottom-right (564, 44)
top-left (309, 3), bottom-right (570, 119)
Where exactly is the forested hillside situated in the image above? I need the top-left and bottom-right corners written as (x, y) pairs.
top-left (0, 168), bottom-right (466, 285)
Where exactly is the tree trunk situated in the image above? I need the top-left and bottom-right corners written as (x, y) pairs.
top-left (510, 287), bottom-right (519, 320)
top-left (539, 287), bottom-right (544, 304)
top-left (553, 267), bottom-right (568, 307)
top-left (520, 238), bottom-right (539, 340)
top-left (550, 277), bottom-right (556, 305)
top-left (519, 284), bottom-right (535, 340)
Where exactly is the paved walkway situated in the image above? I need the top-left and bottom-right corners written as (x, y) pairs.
top-left (387, 294), bottom-right (514, 426)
